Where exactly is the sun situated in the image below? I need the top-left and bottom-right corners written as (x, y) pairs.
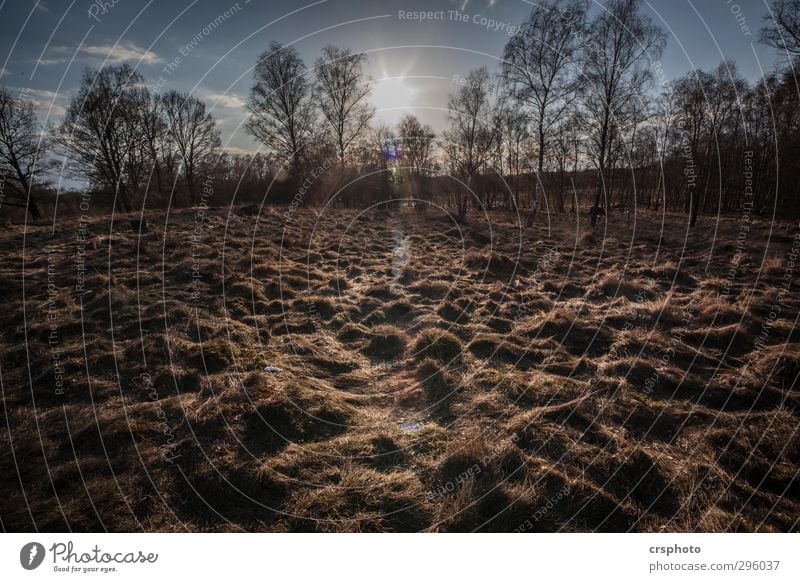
top-left (371, 74), bottom-right (418, 125)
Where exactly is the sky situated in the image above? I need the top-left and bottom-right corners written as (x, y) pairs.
top-left (0, 0), bottom-right (787, 156)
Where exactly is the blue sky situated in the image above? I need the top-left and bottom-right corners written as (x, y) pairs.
top-left (0, 0), bottom-right (785, 155)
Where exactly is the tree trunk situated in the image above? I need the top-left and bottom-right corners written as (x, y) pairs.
top-left (529, 125), bottom-right (546, 227)
top-left (591, 177), bottom-right (602, 227)
top-left (592, 113), bottom-right (609, 228)
top-left (28, 198), bottom-right (42, 221)
top-left (186, 168), bottom-right (196, 205)
top-left (458, 176), bottom-right (470, 220)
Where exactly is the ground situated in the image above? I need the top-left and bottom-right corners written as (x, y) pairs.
top-left (1, 204), bottom-right (798, 532)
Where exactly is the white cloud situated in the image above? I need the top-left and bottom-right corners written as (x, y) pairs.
top-left (35, 102), bottom-right (66, 116)
top-left (10, 87), bottom-right (68, 117)
top-left (223, 146), bottom-right (257, 156)
top-left (79, 42), bottom-right (161, 65)
top-left (196, 89), bottom-right (246, 109)
top-left (36, 46), bottom-right (69, 66)
top-left (19, 88), bottom-right (61, 100)
top-left (36, 42), bottom-right (161, 67)
top-left (36, 57), bottom-right (67, 66)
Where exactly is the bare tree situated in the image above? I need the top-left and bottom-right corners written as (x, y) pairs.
top-left (132, 87), bottom-right (173, 201)
top-left (120, 85), bottom-right (154, 202)
top-left (652, 85), bottom-right (677, 210)
top-left (161, 90), bottom-right (221, 204)
top-left (672, 70), bottom-right (707, 219)
top-left (246, 42), bottom-right (316, 173)
top-left (397, 114), bottom-right (435, 177)
top-left (444, 67), bottom-right (496, 219)
top-left (550, 115), bottom-right (581, 213)
top-left (678, 62), bottom-right (746, 226)
top-left (0, 86), bottom-right (47, 219)
top-left (761, 0), bottom-right (800, 56)
top-left (365, 124), bottom-right (395, 171)
top-left (502, 0), bottom-right (587, 225)
top-left (315, 45), bottom-right (374, 166)
top-left (581, 0), bottom-right (666, 226)
top-left (58, 65), bottom-right (147, 212)
top-left (397, 115), bottom-right (435, 208)
top-left (493, 103), bottom-right (531, 211)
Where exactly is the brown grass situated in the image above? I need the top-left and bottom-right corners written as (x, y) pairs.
top-left (0, 207), bottom-right (798, 532)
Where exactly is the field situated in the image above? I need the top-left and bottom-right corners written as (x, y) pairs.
top-left (1, 205), bottom-right (798, 532)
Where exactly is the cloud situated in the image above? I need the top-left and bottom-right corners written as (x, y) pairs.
top-left (35, 45), bottom-right (69, 66)
top-left (223, 146), bottom-right (257, 156)
top-left (36, 42), bottom-right (161, 67)
top-left (36, 58), bottom-right (67, 66)
top-left (10, 87), bottom-right (68, 117)
top-left (18, 88), bottom-right (61, 100)
top-left (38, 103), bottom-right (66, 116)
top-left (196, 89), bottom-right (246, 109)
top-left (79, 42), bottom-right (161, 65)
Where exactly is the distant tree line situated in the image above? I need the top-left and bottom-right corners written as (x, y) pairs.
top-left (441, 0), bottom-right (800, 224)
top-left (1, 0), bottom-right (799, 224)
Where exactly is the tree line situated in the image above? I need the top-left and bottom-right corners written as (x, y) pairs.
top-left (1, 0), bottom-right (799, 223)
top-left (442, 0), bottom-right (800, 224)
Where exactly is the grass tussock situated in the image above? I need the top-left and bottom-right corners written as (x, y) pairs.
top-left (360, 325), bottom-right (407, 360)
top-left (417, 358), bottom-right (457, 407)
top-left (412, 329), bottom-right (463, 362)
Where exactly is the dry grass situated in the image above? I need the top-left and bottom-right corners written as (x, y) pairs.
top-left (0, 206), bottom-right (798, 532)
